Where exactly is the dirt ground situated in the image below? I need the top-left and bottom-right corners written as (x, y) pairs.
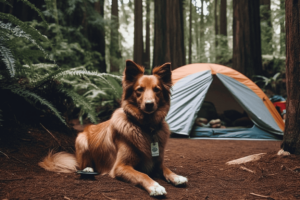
top-left (1, 123), bottom-right (300, 200)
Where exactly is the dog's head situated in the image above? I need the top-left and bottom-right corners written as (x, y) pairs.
top-left (122, 60), bottom-right (172, 120)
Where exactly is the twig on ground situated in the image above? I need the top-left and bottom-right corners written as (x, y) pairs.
top-left (250, 192), bottom-right (274, 199)
top-left (102, 193), bottom-right (116, 200)
top-left (0, 150), bottom-right (9, 158)
top-left (226, 153), bottom-right (266, 165)
top-left (240, 166), bottom-right (255, 174)
top-left (64, 196), bottom-right (71, 200)
top-left (40, 123), bottom-right (61, 147)
top-left (11, 156), bottom-right (28, 166)
top-left (0, 178), bottom-right (25, 181)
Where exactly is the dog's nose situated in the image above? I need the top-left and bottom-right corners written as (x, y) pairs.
top-left (145, 100), bottom-right (154, 110)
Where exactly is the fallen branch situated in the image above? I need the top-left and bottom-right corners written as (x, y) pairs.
top-left (240, 166), bottom-right (255, 174)
top-left (40, 123), bottom-right (61, 147)
top-left (226, 153), bottom-right (266, 165)
top-left (250, 192), bottom-right (273, 199)
top-left (102, 193), bottom-right (116, 200)
top-left (0, 150), bottom-right (9, 158)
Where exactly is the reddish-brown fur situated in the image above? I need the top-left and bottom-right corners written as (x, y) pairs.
top-left (39, 60), bottom-right (187, 196)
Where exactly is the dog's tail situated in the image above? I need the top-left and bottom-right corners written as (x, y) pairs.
top-left (38, 150), bottom-right (78, 173)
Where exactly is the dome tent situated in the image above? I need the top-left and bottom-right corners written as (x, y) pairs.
top-left (165, 63), bottom-right (284, 139)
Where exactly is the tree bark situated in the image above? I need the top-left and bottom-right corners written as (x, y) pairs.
top-left (232, 0), bottom-right (262, 78)
top-left (110, 0), bottom-right (121, 72)
top-left (153, 0), bottom-right (185, 70)
top-left (220, 0), bottom-right (227, 37)
top-left (199, 0), bottom-right (204, 62)
top-left (189, 0), bottom-right (192, 64)
top-left (214, 0), bottom-right (219, 49)
top-left (144, 0), bottom-right (151, 69)
top-left (134, 0), bottom-right (143, 66)
top-left (280, 0), bottom-right (285, 55)
top-left (260, 0), bottom-right (273, 55)
top-left (281, 0), bottom-right (300, 155)
top-left (88, 1), bottom-right (107, 72)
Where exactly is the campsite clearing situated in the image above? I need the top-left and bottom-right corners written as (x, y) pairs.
top-left (0, 125), bottom-right (299, 199)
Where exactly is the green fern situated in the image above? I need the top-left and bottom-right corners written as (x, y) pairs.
top-left (0, 0), bottom-right (12, 7)
top-left (0, 40), bottom-right (16, 77)
top-left (59, 87), bottom-right (98, 124)
top-left (1, 84), bottom-right (66, 125)
top-left (0, 22), bottom-right (47, 57)
top-left (0, 13), bottom-right (48, 43)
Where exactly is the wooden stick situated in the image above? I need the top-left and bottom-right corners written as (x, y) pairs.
top-left (0, 150), bottom-right (9, 159)
top-left (40, 123), bottom-right (61, 147)
top-left (226, 153), bottom-right (266, 165)
top-left (250, 193), bottom-right (273, 199)
top-left (102, 193), bottom-right (116, 200)
top-left (240, 166), bottom-right (255, 174)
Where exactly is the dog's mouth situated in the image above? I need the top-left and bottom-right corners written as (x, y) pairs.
top-left (143, 109), bottom-right (155, 114)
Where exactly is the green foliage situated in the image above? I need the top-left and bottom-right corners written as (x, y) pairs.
top-left (254, 72), bottom-right (281, 92)
top-left (0, 0), bottom-right (123, 127)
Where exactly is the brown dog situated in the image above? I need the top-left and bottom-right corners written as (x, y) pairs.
top-left (39, 60), bottom-right (188, 196)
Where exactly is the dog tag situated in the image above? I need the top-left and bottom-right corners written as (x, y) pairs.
top-left (151, 142), bottom-right (159, 157)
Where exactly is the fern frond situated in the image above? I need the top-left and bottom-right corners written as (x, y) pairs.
top-left (59, 87), bottom-right (98, 124)
top-left (0, 41), bottom-right (16, 77)
top-left (1, 84), bottom-right (66, 125)
top-left (0, 0), bottom-right (12, 7)
top-left (17, 0), bottom-right (48, 25)
top-left (0, 22), bottom-right (47, 57)
top-left (55, 70), bottom-right (122, 95)
top-left (0, 13), bottom-right (48, 42)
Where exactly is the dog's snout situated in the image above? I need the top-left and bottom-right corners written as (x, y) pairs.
top-left (145, 100), bottom-right (154, 110)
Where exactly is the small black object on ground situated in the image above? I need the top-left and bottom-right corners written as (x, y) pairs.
top-left (76, 170), bottom-right (99, 179)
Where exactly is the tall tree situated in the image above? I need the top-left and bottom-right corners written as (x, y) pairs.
top-left (144, 0), bottom-right (151, 69)
top-left (134, 0), bottom-right (143, 65)
top-left (232, 0), bottom-right (262, 78)
top-left (214, 0), bottom-right (219, 49)
top-left (153, 0), bottom-right (185, 70)
top-left (219, 0), bottom-right (227, 51)
top-left (189, 0), bottom-right (192, 64)
top-left (281, 0), bottom-right (300, 155)
top-left (199, 0), bottom-right (204, 62)
top-left (280, 0), bottom-right (285, 55)
top-left (88, 0), bottom-right (107, 72)
top-left (110, 0), bottom-right (121, 72)
top-left (260, 0), bottom-right (273, 55)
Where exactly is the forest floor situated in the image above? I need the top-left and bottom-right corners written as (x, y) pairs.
top-left (1, 122), bottom-right (300, 200)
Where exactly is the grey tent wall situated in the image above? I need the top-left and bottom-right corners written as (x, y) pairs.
top-left (166, 70), bottom-right (213, 135)
top-left (216, 73), bottom-right (283, 135)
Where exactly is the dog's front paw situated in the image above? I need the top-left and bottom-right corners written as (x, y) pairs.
top-left (173, 175), bottom-right (188, 186)
top-left (82, 167), bottom-right (94, 172)
top-left (149, 182), bottom-right (167, 196)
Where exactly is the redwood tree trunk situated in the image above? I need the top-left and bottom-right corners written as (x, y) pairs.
top-left (144, 0), bottom-right (151, 69)
top-left (134, 0), bottom-right (143, 65)
top-left (110, 0), bottom-right (121, 72)
top-left (281, 0), bottom-right (300, 155)
top-left (219, 0), bottom-right (227, 37)
top-left (189, 0), bottom-right (192, 64)
top-left (232, 0), bottom-right (262, 78)
top-left (153, 0), bottom-right (185, 70)
top-left (88, 1), bottom-right (107, 72)
top-left (260, 0), bottom-right (273, 55)
top-left (214, 0), bottom-right (219, 49)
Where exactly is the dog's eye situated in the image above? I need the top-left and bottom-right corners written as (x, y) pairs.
top-left (136, 87), bottom-right (143, 92)
top-left (153, 87), bottom-right (160, 93)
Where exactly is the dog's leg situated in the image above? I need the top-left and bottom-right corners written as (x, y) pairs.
top-left (161, 165), bottom-right (188, 186)
top-left (75, 133), bottom-right (93, 171)
top-left (112, 164), bottom-right (167, 196)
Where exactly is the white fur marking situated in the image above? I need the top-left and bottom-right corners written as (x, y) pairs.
top-left (76, 133), bottom-right (89, 151)
top-left (149, 182), bottom-right (167, 196)
top-left (173, 175), bottom-right (188, 186)
top-left (82, 167), bottom-right (94, 172)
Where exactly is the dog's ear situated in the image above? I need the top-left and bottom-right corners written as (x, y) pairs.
top-left (124, 60), bottom-right (144, 82)
top-left (153, 62), bottom-right (172, 87)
